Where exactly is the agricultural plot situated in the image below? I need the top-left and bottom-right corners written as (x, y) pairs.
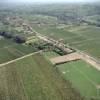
top-left (0, 54), bottom-right (83, 100)
top-left (26, 36), bottom-right (39, 44)
top-left (32, 25), bottom-right (84, 41)
top-left (0, 38), bottom-right (16, 48)
top-left (68, 26), bottom-right (100, 59)
top-left (43, 51), bottom-right (60, 59)
top-left (57, 60), bottom-right (100, 100)
top-left (23, 14), bottom-right (59, 25)
top-left (85, 15), bottom-right (100, 24)
top-left (0, 38), bottom-right (36, 64)
top-left (32, 25), bottom-right (100, 59)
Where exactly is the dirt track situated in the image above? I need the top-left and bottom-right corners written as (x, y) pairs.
top-left (20, 19), bottom-right (100, 71)
top-left (0, 51), bottom-right (42, 68)
top-left (79, 52), bottom-right (100, 71)
top-left (50, 52), bottom-right (100, 71)
top-left (50, 53), bottom-right (81, 65)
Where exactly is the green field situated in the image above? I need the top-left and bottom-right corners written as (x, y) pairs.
top-left (0, 4), bottom-right (100, 100)
top-left (32, 25), bottom-right (82, 41)
top-left (0, 53), bottom-right (83, 100)
top-left (32, 25), bottom-right (100, 59)
top-left (85, 15), bottom-right (100, 23)
top-left (0, 38), bottom-right (36, 64)
top-left (43, 51), bottom-right (60, 59)
top-left (68, 26), bottom-right (100, 59)
top-left (22, 14), bottom-right (59, 26)
top-left (57, 60), bottom-right (100, 100)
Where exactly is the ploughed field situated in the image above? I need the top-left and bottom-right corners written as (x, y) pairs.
top-left (0, 53), bottom-right (83, 100)
top-left (32, 25), bottom-right (100, 59)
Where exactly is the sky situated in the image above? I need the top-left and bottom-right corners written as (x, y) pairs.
top-left (1, 0), bottom-right (100, 3)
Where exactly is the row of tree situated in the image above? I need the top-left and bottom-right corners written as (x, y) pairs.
top-left (81, 20), bottom-right (100, 27)
top-left (0, 31), bottom-right (26, 43)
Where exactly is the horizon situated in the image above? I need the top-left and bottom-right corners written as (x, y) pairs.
top-left (0, 0), bottom-right (100, 3)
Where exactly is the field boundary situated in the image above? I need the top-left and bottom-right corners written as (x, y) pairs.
top-left (0, 51), bottom-right (42, 68)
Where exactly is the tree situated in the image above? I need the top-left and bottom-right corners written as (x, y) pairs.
top-left (0, 31), bottom-right (6, 36)
top-left (4, 32), bottom-right (13, 38)
top-left (13, 36), bottom-right (26, 43)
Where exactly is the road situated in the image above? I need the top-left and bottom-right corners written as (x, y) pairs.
top-left (50, 52), bottom-right (81, 65)
top-left (79, 52), bottom-right (100, 71)
top-left (18, 17), bottom-right (100, 71)
top-left (32, 25), bottom-right (100, 71)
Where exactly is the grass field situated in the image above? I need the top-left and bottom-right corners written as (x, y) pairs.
top-left (32, 25), bottom-right (100, 59)
top-left (43, 51), bottom-right (60, 59)
top-left (0, 53), bottom-right (83, 100)
top-left (85, 15), bottom-right (100, 23)
top-left (22, 14), bottom-right (59, 25)
top-left (68, 26), bottom-right (100, 59)
top-left (0, 38), bottom-right (36, 64)
top-left (32, 25), bottom-right (84, 42)
top-left (57, 60), bottom-right (100, 100)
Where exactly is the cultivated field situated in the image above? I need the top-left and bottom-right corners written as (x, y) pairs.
top-left (43, 51), bottom-right (60, 59)
top-left (0, 38), bottom-right (36, 64)
top-left (32, 25), bottom-right (100, 59)
top-left (0, 53), bottom-right (83, 100)
top-left (68, 26), bottom-right (100, 59)
top-left (0, 4), bottom-right (100, 100)
top-left (57, 60), bottom-right (100, 100)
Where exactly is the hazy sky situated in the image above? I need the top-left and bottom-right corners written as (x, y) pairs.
top-left (1, 0), bottom-right (100, 3)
